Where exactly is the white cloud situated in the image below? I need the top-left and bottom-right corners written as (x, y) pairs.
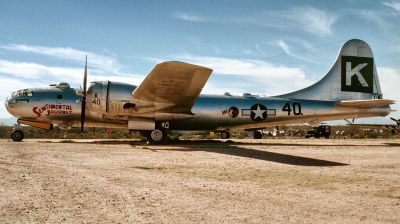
top-left (174, 54), bottom-right (313, 95)
top-left (278, 40), bottom-right (290, 55)
top-left (91, 75), bottom-right (143, 86)
top-left (383, 2), bottom-right (400, 11)
top-left (283, 6), bottom-right (337, 36)
top-left (228, 7), bottom-right (337, 37)
top-left (171, 7), bottom-right (336, 37)
top-left (0, 44), bottom-right (125, 76)
top-left (0, 60), bottom-right (83, 81)
top-left (377, 66), bottom-right (400, 118)
top-left (276, 39), bottom-right (323, 63)
top-left (1, 44), bottom-right (85, 59)
top-left (171, 12), bottom-right (206, 22)
top-left (0, 44), bottom-right (146, 87)
top-left (359, 10), bottom-right (392, 32)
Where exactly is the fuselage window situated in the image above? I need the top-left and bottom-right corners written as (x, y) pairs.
top-left (57, 94), bottom-right (62, 99)
top-left (16, 99), bottom-right (29, 103)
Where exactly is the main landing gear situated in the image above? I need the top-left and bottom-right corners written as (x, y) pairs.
top-left (253, 130), bottom-right (263, 139)
top-left (219, 130), bottom-right (263, 139)
top-left (145, 128), bottom-right (167, 144)
top-left (220, 131), bottom-right (230, 139)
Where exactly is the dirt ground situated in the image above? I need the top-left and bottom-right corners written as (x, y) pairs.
top-left (0, 138), bottom-right (399, 223)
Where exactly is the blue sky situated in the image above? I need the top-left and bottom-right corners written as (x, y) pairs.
top-left (1, 0), bottom-right (399, 124)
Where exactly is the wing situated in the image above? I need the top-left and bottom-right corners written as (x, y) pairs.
top-left (132, 61), bottom-right (213, 113)
top-left (335, 99), bottom-right (395, 107)
top-left (347, 123), bottom-right (399, 131)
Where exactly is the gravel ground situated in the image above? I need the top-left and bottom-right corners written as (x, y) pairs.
top-left (0, 138), bottom-right (399, 223)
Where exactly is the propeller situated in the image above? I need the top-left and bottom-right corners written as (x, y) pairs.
top-left (390, 117), bottom-right (400, 124)
top-left (390, 117), bottom-right (400, 134)
top-left (80, 55), bottom-right (88, 136)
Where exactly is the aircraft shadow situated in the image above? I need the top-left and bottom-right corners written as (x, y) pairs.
top-left (55, 139), bottom-right (349, 166)
top-left (146, 141), bottom-right (349, 167)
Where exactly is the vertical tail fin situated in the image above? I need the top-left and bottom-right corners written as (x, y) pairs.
top-left (278, 39), bottom-right (383, 101)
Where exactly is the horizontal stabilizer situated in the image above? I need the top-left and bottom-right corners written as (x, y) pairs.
top-left (336, 99), bottom-right (395, 108)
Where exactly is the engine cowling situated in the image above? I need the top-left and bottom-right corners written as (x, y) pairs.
top-left (85, 81), bottom-right (138, 120)
top-left (84, 80), bottom-right (197, 131)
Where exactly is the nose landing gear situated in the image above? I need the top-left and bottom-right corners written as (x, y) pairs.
top-left (11, 123), bottom-right (24, 142)
top-left (11, 130), bottom-right (24, 142)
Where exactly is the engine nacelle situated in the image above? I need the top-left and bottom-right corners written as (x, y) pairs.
top-left (86, 81), bottom-right (137, 120)
top-left (84, 81), bottom-right (197, 129)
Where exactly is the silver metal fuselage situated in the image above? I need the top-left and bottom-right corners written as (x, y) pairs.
top-left (5, 81), bottom-right (391, 132)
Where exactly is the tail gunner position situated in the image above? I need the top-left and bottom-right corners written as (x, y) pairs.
top-left (5, 39), bottom-right (396, 143)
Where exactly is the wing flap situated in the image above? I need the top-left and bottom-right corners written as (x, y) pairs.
top-left (132, 61), bottom-right (213, 113)
top-left (336, 99), bottom-right (395, 107)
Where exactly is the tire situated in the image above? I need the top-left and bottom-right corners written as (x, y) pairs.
top-left (11, 130), bottom-right (24, 142)
top-left (220, 131), bottom-right (230, 139)
top-left (146, 129), bottom-right (167, 144)
top-left (253, 131), bottom-right (263, 139)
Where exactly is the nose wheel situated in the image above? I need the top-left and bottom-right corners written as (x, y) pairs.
top-left (11, 130), bottom-right (24, 142)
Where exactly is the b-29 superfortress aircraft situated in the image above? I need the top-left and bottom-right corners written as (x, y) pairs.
top-left (5, 39), bottom-right (396, 143)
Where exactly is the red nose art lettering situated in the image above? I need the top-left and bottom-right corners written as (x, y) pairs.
top-left (32, 104), bottom-right (73, 117)
top-left (33, 107), bottom-right (41, 117)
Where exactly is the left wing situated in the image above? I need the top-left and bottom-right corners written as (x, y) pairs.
top-left (347, 123), bottom-right (399, 132)
top-left (132, 61), bottom-right (213, 113)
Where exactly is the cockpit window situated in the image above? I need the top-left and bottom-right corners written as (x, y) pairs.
top-left (11, 90), bottom-right (33, 97)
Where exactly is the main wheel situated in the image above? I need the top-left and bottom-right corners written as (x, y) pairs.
top-left (253, 131), bottom-right (263, 139)
top-left (146, 129), bottom-right (167, 144)
top-left (11, 130), bottom-right (24, 142)
top-left (220, 131), bottom-right (230, 139)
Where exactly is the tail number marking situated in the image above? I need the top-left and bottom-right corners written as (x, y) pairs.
top-left (282, 102), bottom-right (302, 116)
top-left (341, 56), bottom-right (373, 93)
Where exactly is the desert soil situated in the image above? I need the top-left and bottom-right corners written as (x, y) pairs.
top-left (0, 138), bottom-right (399, 223)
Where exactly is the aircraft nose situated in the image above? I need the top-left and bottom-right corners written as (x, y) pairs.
top-left (5, 95), bottom-right (15, 115)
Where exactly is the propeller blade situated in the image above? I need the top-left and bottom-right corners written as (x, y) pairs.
top-left (81, 55), bottom-right (88, 136)
top-left (390, 117), bottom-right (400, 124)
